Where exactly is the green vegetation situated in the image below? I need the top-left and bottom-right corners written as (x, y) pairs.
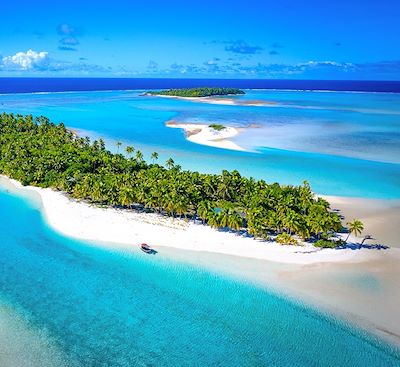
top-left (208, 124), bottom-right (226, 131)
top-left (147, 87), bottom-right (245, 98)
top-left (0, 113), bottom-right (345, 244)
top-left (346, 219), bottom-right (364, 241)
top-left (314, 239), bottom-right (338, 248)
top-left (276, 233), bottom-right (298, 246)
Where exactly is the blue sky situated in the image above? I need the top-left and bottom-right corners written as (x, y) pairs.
top-left (1, 0), bottom-right (400, 79)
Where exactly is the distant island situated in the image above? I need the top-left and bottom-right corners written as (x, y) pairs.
top-left (146, 87), bottom-right (245, 97)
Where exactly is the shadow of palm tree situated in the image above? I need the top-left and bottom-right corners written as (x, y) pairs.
top-left (336, 243), bottom-right (390, 250)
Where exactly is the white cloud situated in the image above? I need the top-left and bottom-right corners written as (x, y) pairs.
top-left (300, 60), bottom-right (354, 68)
top-left (2, 49), bottom-right (49, 70)
top-left (0, 49), bottom-right (108, 75)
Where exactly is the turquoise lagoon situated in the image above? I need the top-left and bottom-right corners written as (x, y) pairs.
top-left (0, 183), bottom-right (400, 366)
top-left (1, 89), bottom-right (400, 366)
top-left (0, 89), bottom-right (399, 198)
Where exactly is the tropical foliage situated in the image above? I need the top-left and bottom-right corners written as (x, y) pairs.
top-left (0, 113), bottom-right (344, 243)
top-left (314, 239), bottom-right (342, 248)
top-left (276, 233), bottom-right (298, 246)
top-left (346, 219), bottom-right (364, 241)
top-left (147, 87), bottom-right (245, 97)
top-left (209, 124), bottom-right (226, 131)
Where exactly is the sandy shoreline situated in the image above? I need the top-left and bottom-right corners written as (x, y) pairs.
top-left (1, 175), bottom-right (400, 346)
top-left (323, 195), bottom-right (400, 248)
top-left (149, 93), bottom-right (277, 107)
top-left (0, 176), bottom-right (392, 265)
top-left (166, 120), bottom-right (249, 151)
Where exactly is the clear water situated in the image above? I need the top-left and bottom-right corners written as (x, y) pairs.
top-left (1, 87), bottom-right (400, 365)
top-left (0, 185), bottom-right (399, 366)
top-left (0, 89), bottom-right (399, 198)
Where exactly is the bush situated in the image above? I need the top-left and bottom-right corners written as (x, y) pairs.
top-left (314, 239), bottom-right (339, 248)
top-left (276, 233), bottom-right (298, 246)
top-left (209, 124), bottom-right (226, 131)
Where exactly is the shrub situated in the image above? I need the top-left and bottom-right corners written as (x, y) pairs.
top-left (276, 233), bottom-right (298, 246)
top-left (209, 124), bottom-right (226, 131)
top-left (314, 239), bottom-right (339, 248)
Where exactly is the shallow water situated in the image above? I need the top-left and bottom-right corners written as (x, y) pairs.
top-left (0, 184), bottom-right (399, 366)
top-left (0, 89), bottom-right (399, 198)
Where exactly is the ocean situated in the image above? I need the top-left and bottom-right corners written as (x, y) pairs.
top-left (0, 183), bottom-right (399, 366)
top-left (1, 77), bottom-right (400, 94)
top-left (0, 83), bottom-right (399, 198)
top-left (1, 78), bottom-right (400, 366)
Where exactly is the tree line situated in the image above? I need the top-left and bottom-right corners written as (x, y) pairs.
top-left (0, 113), bottom-right (347, 245)
top-left (147, 87), bottom-right (245, 97)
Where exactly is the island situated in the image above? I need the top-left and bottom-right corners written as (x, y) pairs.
top-left (146, 87), bottom-right (245, 97)
top-left (145, 87), bottom-right (282, 107)
top-left (0, 112), bottom-right (356, 250)
top-left (166, 120), bottom-right (244, 151)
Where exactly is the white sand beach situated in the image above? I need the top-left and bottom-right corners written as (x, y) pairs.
top-left (324, 195), bottom-right (400, 248)
top-left (166, 120), bottom-right (248, 151)
top-left (150, 94), bottom-right (276, 107)
top-left (1, 176), bottom-right (389, 265)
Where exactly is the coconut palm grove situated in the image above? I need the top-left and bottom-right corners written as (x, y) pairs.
top-left (0, 112), bottom-right (348, 247)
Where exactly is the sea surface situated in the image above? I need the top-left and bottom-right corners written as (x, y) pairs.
top-left (0, 84), bottom-right (399, 198)
top-left (1, 78), bottom-right (400, 93)
top-left (1, 79), bottom-right (400, 366)
top-left (0, 183), bottom-right (399, 366)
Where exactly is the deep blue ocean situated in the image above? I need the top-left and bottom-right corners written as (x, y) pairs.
top-left (1, 77), bottom-right (400, 94)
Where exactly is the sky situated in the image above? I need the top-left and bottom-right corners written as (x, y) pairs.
top-left (1, 0), bottom-right (400, 79)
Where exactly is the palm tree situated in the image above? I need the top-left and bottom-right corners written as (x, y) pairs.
top-left (207, 211), bottom-right (220, 228)
top-left (119, 186), bottom-right (135, 207)
top-left (228, 212), bottom-right (243, 231)
top-left (217, 207), bottom-right (230, 228)
top-left (116, 141), bottom-right (122, 153)
top-left (125, 145), bottom-right (134, 158)
top-left (174, 197), bottom-right (189, 217)
top-left (346, 219), bottom-right (364, 242)
top-left (299, 180), bottom-right (313, 215)
top-left (282, 209), bottom-right (300, 235)
top-left (98, 138), bottom-right (106, 150)
top-left (135, 150), bottom-right (143, 163)
top-left (198, 200), bottom-right (213, 224)
top-left (166, 158), bottom-right (175, 170)
top-left (151, 152), bottom-right (159, 164)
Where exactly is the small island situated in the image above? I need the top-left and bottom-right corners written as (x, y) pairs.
top-left (166, 120), bottom-right (243, 151)
top-left (146, 87), bottom-right (245, 97)
top-left (145, 87), bottom-right (278, 107)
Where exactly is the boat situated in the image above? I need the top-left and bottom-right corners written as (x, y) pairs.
top-left (139, 243), bottom-right (155, 254)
